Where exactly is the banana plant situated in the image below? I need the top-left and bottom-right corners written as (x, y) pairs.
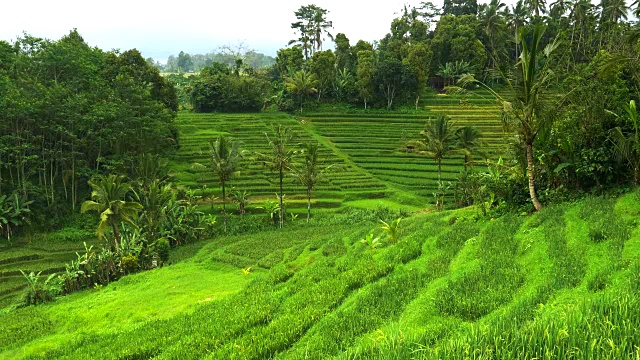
top-left (360, 232), bottom-right (383, 249)
top-left (379, 217), bottom-right (402, 244)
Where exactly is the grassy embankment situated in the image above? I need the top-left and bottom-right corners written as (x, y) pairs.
top-left (1, 192), bottom-right (639, 359)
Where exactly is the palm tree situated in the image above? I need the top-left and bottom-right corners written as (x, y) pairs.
top-left (205, 136), bottom-right (243, 232)
top-left (508, 0), bottom-right (528, 58)
top-left (136, 179), bottom-right (174, 243)
top-left (285, 70), bottom-right (319, 113)
top-left (457, 24), bottom-right (558, 211)
top-left (569, 0), bottom-right (594, 55)
top-left (526, 0), bottom-right (547, 17)
top-left (480, 0), bottom-right (507, 68)
top-left (417, 114), bottom-right (458, 182)
top-left (255, 126), bottom-right (296, 228)
top-left (81, 174), bottom-right (143, 247)
top-left (602, 0), bottom-right (628, 24)
top-left (456, 126), bottom-right (485, 172)
top-left (311, 7), bottom-right (334, 53)
top-left (292, 142), bottom-right (335, 223)
top-left (550, 0), bottom-right (572, 19)
top-left (609, 100), bottom-right (640, 184)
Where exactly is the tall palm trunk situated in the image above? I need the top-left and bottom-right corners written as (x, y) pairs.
top-left (111, 221), bottom-right (121, 248)
top-left (307, 188), bottom-right (311, 223)
top-left (279, 167), bottom-right (284, 228)
top-left (464, 154), bottom-right (469, 173)
top-left (437, 158), bottom-right (442, 182)
top-left (526, 142), bottom-right (543, 211)
top-left (222, 182), bottom-right (227, 232)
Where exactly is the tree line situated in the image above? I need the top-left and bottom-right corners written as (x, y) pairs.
top-left (159, 47), bottom-right (276, 74)
top-left (0, 30), bottom-right (179, 231)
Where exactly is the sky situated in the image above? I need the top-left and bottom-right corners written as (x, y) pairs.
top-left (2, 0), bottom-right (500, 62)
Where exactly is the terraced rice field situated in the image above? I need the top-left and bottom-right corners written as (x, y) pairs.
top-left (0, 230), bottom-right (97, 308)
top-left (171, 90), bottom-right (508, 207)
top-left (302, 90), bottom-right (507, 196)
top-left (169, 113), bottom-right (389, 213)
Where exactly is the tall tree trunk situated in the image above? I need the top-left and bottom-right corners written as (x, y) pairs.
top-left (111, 221), bottom-right (121, 249)
top-left (438, 158), bottom-right (442, 182)
top-left (526, 142), bottom-right (543, 211)
top-left (222, 182), bottom-right (227, 232)
top-left (415, 95), bottom-right (420, 110)
top-left (364, 99), bottom-right (367, 110)
top-left (307, 188), bottom-right (311, 223)
top-left (464, 154), bottom-right (468, 173)
top-left (279, 167), bottom-right (284, 228)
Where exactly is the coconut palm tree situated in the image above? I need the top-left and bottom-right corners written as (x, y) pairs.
top-left (136, 179), bottom-right (174, 243)
top-left (480, 0), bottom-right (507, 67)
top-left (292, 142), bottom-right (336, 223)
top-left (457, 24), bottom-right (559, 211)
top-left (205, 136), bottom-right (243, 232)
top-left (417, 114), bottom-right (459, 182)
top-left (255, 126), bottom-right (296, 228)
top-left (456, 126), bottom-right (485, 172)
top-left (508, 0), bottom-right (529, 58)
top-left (81, 174), bottom-right (143, 247)
top-left (569, 0), bottom-right (594, 55)
top-left (550, 0), bottom-right (572, 19)
top-left (526, 0), bottom-right (547, 17)
top-left (602, 0), bottom-right (628, 24)
top-left (285, 70), bottom-right (319, 113)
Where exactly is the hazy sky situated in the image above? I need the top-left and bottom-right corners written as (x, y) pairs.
top-left (2, 0), bottom-right (496, 61)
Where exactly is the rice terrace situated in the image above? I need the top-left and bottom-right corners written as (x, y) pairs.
top-left (2, 1), bottom-right (640, 359)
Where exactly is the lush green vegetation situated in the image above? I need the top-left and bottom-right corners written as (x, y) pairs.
top-left (1, 192), bottom-right (640, 358)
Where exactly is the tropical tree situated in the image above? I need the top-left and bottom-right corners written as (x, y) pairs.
top-left (292, 142), bottom-right (336, 223)
top-left (285, 70), bottom-right (318, 113)
top-left (201, 136), bottom-right (244, 232)
top-left (136, 179), bottom-right (174, 243)
top-left (310, 50), bottom-right (336, 101)
top-left (255, 126), bottom-right (296, 228)
top-left (457, 24), bottom-right (559, 211)
top-left (290, 4), bottom-right (333, 60)
top-left (405, 43), bottom-right (432, 110)
top-left (0, 192), bottom-right (33, 241)
top-left (417, 114), bottom-right (459, 182)
top-left (81, 175), bottom-right (143, 247)
top-left (456, 126), bottom-right (485, 172)
top-left (479, 0), bottom-right (507, 67)
top-left (230, 189), bottom-right (250, 216)
top-left (526, 0), bottom-right (547, 17)
top-left (356, 50), bottom-right (376, 109)
top-left (609, 100), bottom-right (640, 184)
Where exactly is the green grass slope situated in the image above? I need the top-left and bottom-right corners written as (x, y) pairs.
top-left (2, 192), bottom-right (640, 359)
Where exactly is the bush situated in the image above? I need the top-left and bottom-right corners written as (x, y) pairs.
top-left (20, 271), bottom-right (62, 307)
top-left (120, 255), bottom-right (139, 274)
top-left (153, 238), bottom-right (171, 263)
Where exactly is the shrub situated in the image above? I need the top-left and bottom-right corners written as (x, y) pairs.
top-left (153, 238), bottom-right (171, 263)
top-left (20, 271), bottom-right (62, 307)
top-left (120, 255), bottom-right (139, 274)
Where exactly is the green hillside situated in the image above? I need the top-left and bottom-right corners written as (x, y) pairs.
top-left (2, 192), bottom-right (639, 359)
top-left (170, 89), bottom-right (506, 210)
